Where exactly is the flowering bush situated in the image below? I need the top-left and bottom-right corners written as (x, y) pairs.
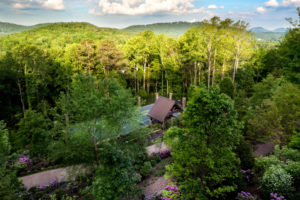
top-left (270, 193), bottom-right (286, 200)
top-left (18, 155), bottom-right (32, 166)
top-left (161, 184), bottom-right (182, 200)
top-left (236, 191), bottom-right (256, 200)
top-left (152, 150), bottom-right (171, 159)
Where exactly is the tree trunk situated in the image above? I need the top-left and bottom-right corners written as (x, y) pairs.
top-left (17, 79), bottom-right (26, 118)
top-left (207, 48), bottom-right (211, 90)
top-left (147, 64), bottom-right (150, 94)
top-left (155, 78), bottom-right (158, 93)
top-left (212, 48), bottom-right (217, 86)
top-left (143, 60), bottom-right (146, 90)
top-left (24, 64), bottom-right (31, 110)
top-left (161, 67), bottom-right (164, 95)
top-left (198, 63), bottom-right (201, 84)
top-left (166, 79), bottom-right (169, 95)
top-left (134, 67), bottom-right (137, 94)
top-left (93, 120), bottom-right (100, 166)
top-left (194, 61), bottom-right (197, 85)
top-left (221, 58), bottom-right (226, 80)
top-left (233, 54), bottom-right (239, 83)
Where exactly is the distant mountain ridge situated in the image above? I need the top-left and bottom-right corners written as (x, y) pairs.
top-left (250, 26), bottom-right (288, 33)
top-left (0, 21), bottom-right (288, 41)
top-left (0, 22), bottom-right (52, 36)
top-left (123, 21), bottom-right (202, 37)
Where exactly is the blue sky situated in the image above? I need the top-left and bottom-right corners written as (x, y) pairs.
top-left (0, 0), bottom-right (299, 29)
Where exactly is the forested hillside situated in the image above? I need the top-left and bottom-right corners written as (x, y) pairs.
top-left (0, 22), bottom-right (51, 36)
top-left (0, 8), bottom-right (299, 200)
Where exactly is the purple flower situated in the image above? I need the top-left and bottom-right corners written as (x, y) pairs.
top-left (152, 149), bottom-right (172, 159)
top-left (50, 180), bottom-right (58, 187)
top-left (270, 193), bottom-right (286, 200)
top-left (18, 155), bottom-right (32, 166)
top-left (38, 185), bottom-right (47, 190)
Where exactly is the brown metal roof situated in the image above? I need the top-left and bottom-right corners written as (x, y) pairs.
top-left (148, 96), bottom-right (176, 123)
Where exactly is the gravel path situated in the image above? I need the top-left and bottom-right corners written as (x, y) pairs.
top-left (143, 176), bottom-right (170, 198)
top-left (19, 165), bottom-right (86, 189)
top-left (146, 142), bottom-right (168, 155)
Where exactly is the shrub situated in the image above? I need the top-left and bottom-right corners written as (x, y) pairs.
top-left (285, 161), bottom-right (300, 187)
top-left (273, 145), bottom-right (300, 162)
top-left (161, 184), bottom-right (182, 200)
top-left (219, 77), bottom-right (234, 98)
top-left (150, 154), bottom-right (161, 166)
top-left (253, 156), bottom-right (282, 177)
top-left (289, 132), bottom-right (300, 150)
top-left (91, 145), bottom-right (141, 200)
top-left (140, 161), bottom-right (152, 177)
top-left (137, 89), bottom-right (148, 99)
top-left (235, 137), bottom-right (255, 169)
top-left (259, 165), bottom-right (294, 198)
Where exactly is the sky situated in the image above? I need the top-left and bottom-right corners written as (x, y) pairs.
top-left (0, 0), bottom-right (299, 29)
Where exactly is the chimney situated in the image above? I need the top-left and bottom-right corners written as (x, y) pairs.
top-left (182, 97), bottom-right (186, 110)
top-left (138, 96), bottom-right (141, 106)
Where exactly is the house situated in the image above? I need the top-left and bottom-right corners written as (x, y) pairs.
top-left (147, 96), bottom-right (182, 124)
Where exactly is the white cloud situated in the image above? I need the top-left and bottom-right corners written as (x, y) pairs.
top-left (263, 0), bottom-right (300, 8)
top-left (228, 11), bottom-right (233, 15)
top-left (264, 0), bottom-right (279, 7)
top-left (219, 6), bottom-right (224, 9)
top-left (90, 0), bottom-right (208, 15)
top-left (282, 0), bottom-right (300, 7)
top-left (256, 6), bottom-right (266, 14)
top-left (189, 18), bottom-right (196, 23)
top-left (208, 4), bottom-right (217, 9)
top-left (12, 0), bottom-right (65, 10)
top-left (43, 0), bottom-right (65, 10)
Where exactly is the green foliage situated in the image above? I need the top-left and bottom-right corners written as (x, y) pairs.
top-left (140, 161), bottom-right (152, 177)
top-left (246, 78), bottom-right (300, 144)
top-left (91, 144), bottom-right (141, 200)
top-left (219, 77), bottom-right (234, 98)
top-left (280, 27), bottom-right (300, 84)
top-left (51, 74), bottom-right (139, 165)
top-left (273, 145), bottom-right (300, 162)
top-left (0, 121), bottom-right (22, 200)
top-left (254, 146), bottom-right (300, 198)
top-left (13, 110), bottom-right (51, 159)
top-left (260, 165), bottom-right (294, 198)
top-left (165, 86), bottom-right (242, 199)
top-left (235, 137), bottom-right (255, 169)
top-left (289, 132), bottom-right (300, 150)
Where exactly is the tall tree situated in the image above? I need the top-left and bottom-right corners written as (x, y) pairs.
top-left (54, 74), bottom-right (139, 165)
top-left (76, 39), bottom-right (97, 75)
top-left (97, 40), bottom-right (124, 77)
top-left (165, 85), bottom-right (241, 199)
top-left (231, 21), bottom-right (254, 83)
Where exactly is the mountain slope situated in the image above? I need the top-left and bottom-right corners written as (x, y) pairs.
top-left (0, 22), bottom-right (133, 52)
top-left (123, 21), bottom-right (202, 37)
top-left (250, 27), bottom-right (270, 33)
